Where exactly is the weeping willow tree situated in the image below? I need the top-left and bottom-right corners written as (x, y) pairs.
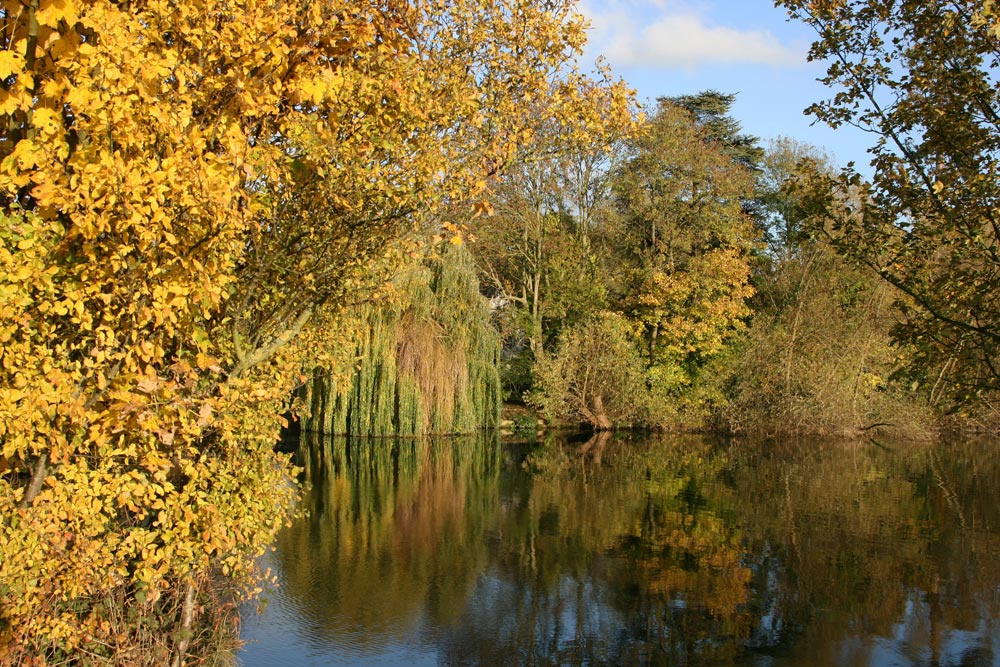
top-left (301, 244), bottom-right (501, 436)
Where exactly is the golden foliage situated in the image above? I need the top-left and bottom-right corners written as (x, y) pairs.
top-left (0, 0), bottom-right (628, 662)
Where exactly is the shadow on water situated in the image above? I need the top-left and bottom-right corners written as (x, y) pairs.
top-left (239, 431), bottom-right (1000, 667)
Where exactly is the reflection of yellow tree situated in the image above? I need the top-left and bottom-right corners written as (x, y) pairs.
top-left (617, 440), bottom-right (752, 660)
top-left (635, 512), bottom-right (752, 620)
top-left (511, 435), bottom-right (1000, 664)
top-left (520, 434), bottom-right (754, 660)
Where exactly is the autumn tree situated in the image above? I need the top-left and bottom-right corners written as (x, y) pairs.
top-left (709, 139), bottom-right (934, 437)
top-left (722, 239), bottom-right (934, 438)
top-left (610, 100), bottom-right (757, 403)
top-left (520, 97), bottom-right (758, 427)
top-left (777, 0), bottom-right (1000, 406)
top-left (0, 0), bottom-right (629, 663)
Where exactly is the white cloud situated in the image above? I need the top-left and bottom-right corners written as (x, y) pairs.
top-left (580, 2), bottom-right (804, 70)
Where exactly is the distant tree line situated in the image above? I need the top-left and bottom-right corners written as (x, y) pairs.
top-left (462, 0), bottom-right (1000, 436)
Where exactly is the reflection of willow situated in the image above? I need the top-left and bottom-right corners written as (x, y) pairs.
top-left (729, 438), bottom-right (1000, 663)
top-left (273, 430), bottom-right (502, 645)
top-left (440, 432), bottom-right (754, 666)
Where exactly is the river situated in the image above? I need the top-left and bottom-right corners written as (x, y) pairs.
top-left (237, 431), bottom-right (1000, 666)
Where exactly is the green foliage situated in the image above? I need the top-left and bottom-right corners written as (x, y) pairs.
top-left (529, 312), bottom-right (648, 430)
top-left (470, 117), bottom-right (630, 359)
top-left (499, 347), bottom-right (535, 404)
top-left (474, 93), bottom-right (761, 425)
top-left (303, 244), bottom-right (501, 436)
top-left (777, 0), bottom-right (1000, 405)
top-left (663, 90), bottom-right (763, 171)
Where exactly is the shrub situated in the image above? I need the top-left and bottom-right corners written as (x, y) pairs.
top-left (529, 312), bottom-right (648, 430)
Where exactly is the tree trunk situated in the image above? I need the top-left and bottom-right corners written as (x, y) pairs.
top-left (171, 581), bottom-right (197, 667)
top-left (580, 394), bottom-right (613, 431)
top-left (648, 323), bottom-right (659, 367)
top-left (529, 272), bottom-right (543, 355)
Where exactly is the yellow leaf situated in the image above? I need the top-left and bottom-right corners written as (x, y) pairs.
top-left (0, 51), bottom-right (23, 79)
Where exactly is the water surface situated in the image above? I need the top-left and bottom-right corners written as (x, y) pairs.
top-left (238, 431), bottom-right (1000, 666)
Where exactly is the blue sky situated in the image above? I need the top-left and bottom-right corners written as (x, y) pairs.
top-left (578, 0), bottom-right (874, 173)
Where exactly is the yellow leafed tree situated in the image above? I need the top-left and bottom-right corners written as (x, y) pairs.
top-left (0, 0), bottom-right (632, 663)
top-left (611, 100), bottom-right (757, 404)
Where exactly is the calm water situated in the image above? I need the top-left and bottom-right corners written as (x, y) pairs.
top-left (238, 431), bottom-right (1000, 666)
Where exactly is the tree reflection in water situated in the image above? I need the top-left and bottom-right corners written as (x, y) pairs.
top-left (240, 432), bottom-right (1000, 667)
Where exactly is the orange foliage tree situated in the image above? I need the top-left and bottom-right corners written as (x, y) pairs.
top-left (0, 0), bottom-right (631, 663)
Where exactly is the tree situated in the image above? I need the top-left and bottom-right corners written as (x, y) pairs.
top-left (777, 0), bottom-right (1000, 404)
top-left (302, 243), bottom-right (502, 437)
top-left (713, 140), bottom-right (934, 437)
top-left (610, 101), bottom-right (757, 395)
top-left (473, 157), bottom-right (602, 358)
top-left (0, 0), bottom-right (627, 661)
top-left (469, 87), bottom-right (634, 397)
top-left (529, 312), bottom-right (648, 430)
top-left (722, 239), bottom-right (934, 437)
top-left (754, 137), bottom-right (835, 260)
top-left (664, 90), bottom-right (763, 171)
